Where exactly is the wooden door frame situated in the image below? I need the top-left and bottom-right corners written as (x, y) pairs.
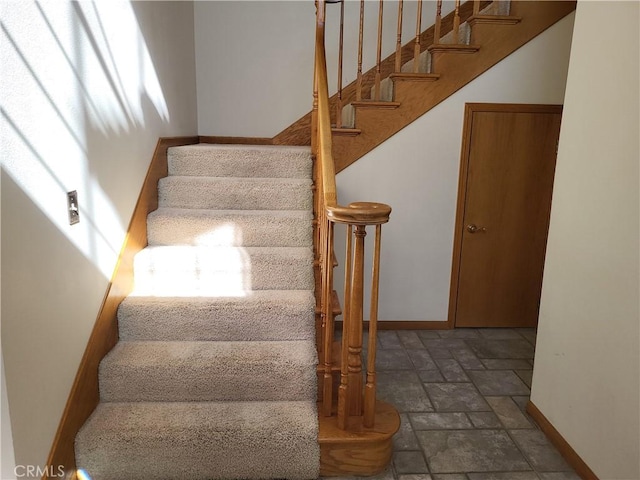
top-left (447, 103), bottom-right (563, 328)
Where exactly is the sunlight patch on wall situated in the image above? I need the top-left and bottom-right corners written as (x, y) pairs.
top-left (0, 1), bottom-right (169, 278)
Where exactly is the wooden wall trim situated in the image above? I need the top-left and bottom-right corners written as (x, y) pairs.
top-left (199, 135), bottom-right (273, 145)
top-left (335, 320), bottom-right (451, 331)
top-left (526, 401), bottom-right (600, 480)
top-left (44, 136), bottom-right (199, 480)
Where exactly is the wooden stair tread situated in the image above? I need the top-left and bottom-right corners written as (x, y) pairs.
top-left (427, 43), bottom-right (481, 54)
top-left (332, 127), bottom-right (362, 137)
top-left (315, 290), bottom-right (342, 317)
top-left (389, 72), bottom-right (441, 82)
top-left (350, 101), bottom-right (401, 110)
top-left (313, 250), bottom-right (339, 268)
top-left (469, 14), bottom-right (522, 26)
top-left (316, 339), bottom-right (343, 374)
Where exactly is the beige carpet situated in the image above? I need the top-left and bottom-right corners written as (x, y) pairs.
top-left (75, 144), bottom-right (319, 480)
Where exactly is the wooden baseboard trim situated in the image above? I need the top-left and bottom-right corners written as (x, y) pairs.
top-left (199, 135), bottom-right (273, 145)
top-left (526, 401), bottom-right (599, 480)
top-left (44, 136), bottom-right (199, 480)
top-left (335, 320), bottom-right (450, 330)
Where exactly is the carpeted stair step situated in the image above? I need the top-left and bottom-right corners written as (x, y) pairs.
top-left (75, 400), bottom-right (320, 480)
top-left (439, 21), bottom-right (471, 45)
top-left (480, 0), bottom-right (511, 15)
top-left (158, 176), bottom-right (312, 211)
top-left (400, 49), bottom-right (432, 75)
top-left (147, 208), bottom-right (312, 247)
top-left (133, 246), bottom-right (314, 295)
top-left (168, 144), bottom-right (312, 179)
top-left (118, 290), bottom-right (315, 341)
top-left (99, 340), bottom-right (317, 402)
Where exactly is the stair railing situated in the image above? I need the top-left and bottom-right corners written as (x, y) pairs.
top-left (314, 0), bottom-right (506, 428)
top-left (313, 0), bottom-right (391, 429)
top-left (322, 0), bottom-right (493, 108)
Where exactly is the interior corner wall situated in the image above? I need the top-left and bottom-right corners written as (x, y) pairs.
top-left (1, 1), bottom-right (197, 469)
top-left (335, 13), bottom-right (575, 321)
top-left (530, 2), bottom-right (640, 479)
top-left (194, 1), bottom-right (312, 137)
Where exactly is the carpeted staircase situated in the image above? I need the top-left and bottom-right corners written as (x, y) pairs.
top-left (75, 144), bottom-right (320, 479)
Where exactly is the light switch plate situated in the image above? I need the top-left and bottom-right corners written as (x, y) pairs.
top-left (67, 190), bottom-right (79, 225)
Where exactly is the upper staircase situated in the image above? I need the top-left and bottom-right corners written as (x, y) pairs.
top-left (272, 0), bottom-right (576, 172)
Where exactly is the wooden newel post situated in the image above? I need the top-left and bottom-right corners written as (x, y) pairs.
top-left (332, 202), bottom-right (391, 431)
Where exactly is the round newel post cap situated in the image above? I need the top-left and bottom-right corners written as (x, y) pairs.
top-left (327, 202), bottom-right (391, 225)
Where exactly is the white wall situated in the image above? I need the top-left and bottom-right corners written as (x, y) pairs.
top-left (530, 2), bottom-right (640, 479)
top-left (194, 1), bottom-right (459, 137)
top-left (336, 13), bottom-right (575, 321)
top-left (1, 0), bottom-right (197, 469)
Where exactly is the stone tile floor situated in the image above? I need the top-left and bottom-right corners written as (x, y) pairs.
top-left (328, 328), bottom-right (581, 480)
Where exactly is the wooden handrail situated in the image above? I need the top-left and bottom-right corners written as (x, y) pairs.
top-left (314, 0), bottom-right (391, 430)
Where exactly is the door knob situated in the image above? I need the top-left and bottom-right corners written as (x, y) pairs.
top-left (466, 224), bottom-right (486, 234)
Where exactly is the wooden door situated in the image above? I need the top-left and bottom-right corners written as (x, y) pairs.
top-left (449, 103), bottom-right (562, 328)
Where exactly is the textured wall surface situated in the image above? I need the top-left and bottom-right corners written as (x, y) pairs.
top-left (531, 2), bottom-right (640, 479)
top-left (1, 1), bottom-right (197, 469)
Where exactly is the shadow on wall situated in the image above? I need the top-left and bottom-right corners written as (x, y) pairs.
top-left (2, 0), bottom-right (170, 276)
top-left (1, 0), bottom-right (195, 470)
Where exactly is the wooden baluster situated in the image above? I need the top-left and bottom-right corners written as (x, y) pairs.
top-left (473, 0), bottom-right (480, 16)
top-left (413, 0), bottom-right (423, 73)
top-left (364, 224), bottom-right (383, 428)
top-left (337, 224), bottom-right (353, 429)
top-left (374, 0), bottom-right (384, 100)
top-left (335, 0), bottom-right (345, 128)
top-left (347, 225), bottom-right (366, 416)
top-left (434, 0), bottom-right (442, 45)
top-left (452, 0), bottom-right (461, 44)
top-left (322, 219), bottom-right (335, 417)
top-left (394, 0), bottom-right (403, 73)
top-left (356, 0), bottom-right (365, 101)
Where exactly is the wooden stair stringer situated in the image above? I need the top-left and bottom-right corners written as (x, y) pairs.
top-left (331, 1), bottom-right (576, 173)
